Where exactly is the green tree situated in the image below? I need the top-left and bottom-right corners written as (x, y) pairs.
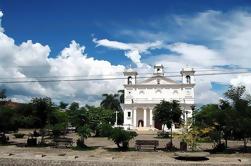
top-left (195, 104), bottom-right (228, 147)
top-left (195, 85), bottom-right (251, 151)
top-left (100, 93), bottom-right (123, 125)
top-left (108, 127), bottom-right (137, 150)
top-left (153, 100), bottom-right (182, 146)
top-left (0, 107), bottom-right (18, 144)
top-left (100, 94), bottom-right (121, 111)
top-left (59, 101), bottom-right (68, 109)
top-left (69, 102), bottom-right (79, 112)
top-left (30, 97), bottom-right (54, 144)
top-left (68, 106), bottom-right (91, 147)
top-left (31, 97), bottom-right (54, 128)
top-left (86, 106), bottom-right (115, 136)
top-left (224, 85), bottom-right (251, 150)
top-left (48, 110), bottom-right (68, 138)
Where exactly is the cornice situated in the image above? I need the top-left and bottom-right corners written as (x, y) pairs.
top-left (124, 83), bottom-right (195, 88)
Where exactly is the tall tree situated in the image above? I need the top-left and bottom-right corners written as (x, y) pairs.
top-left (86, 106), bottom-right (115, 136)
top-left (224, 85), bottom-right (251, 150)
top-left (30, 97), bottom-right (54, 144)
top-left (153, 100), bottom-right (182, 146)
top-left (100, 94), bottom-right (121, 111)
top-left (100, 93), bottom-right (123, 125)
top-left (59, 101), bottom-right (68, 109)
top-left (68, 106), bottom-right (91, 147)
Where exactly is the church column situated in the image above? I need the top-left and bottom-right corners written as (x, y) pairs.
top-left (143, 108), bottom-right (147, 127)
top-left (133, 108), bottom-right (137, 127)
top-left (150, 108), bottom-right (153, 128)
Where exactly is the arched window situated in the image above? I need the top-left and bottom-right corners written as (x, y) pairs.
top-left (186, 75), bottom-right (191, 84)
top-left (127, 76), bottom-right (132, 85)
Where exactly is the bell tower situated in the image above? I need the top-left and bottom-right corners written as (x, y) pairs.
top-left (180, 67), bottom-right (195, 84)
top-left (123, 68), bottom-right (138, 85)
top-left (153, 64), bottom-right (164, 76)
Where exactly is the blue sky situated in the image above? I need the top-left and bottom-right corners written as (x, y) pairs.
top-left (1, 0), bottom-right (250, 65)
top-left (0, 0), bottom-right (251, 105)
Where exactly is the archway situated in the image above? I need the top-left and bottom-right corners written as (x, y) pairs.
top-left (138, 120), bottom-right (144, 127)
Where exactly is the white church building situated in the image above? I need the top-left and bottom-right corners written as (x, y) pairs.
top-left (121, 64), bottom-right (195, 131)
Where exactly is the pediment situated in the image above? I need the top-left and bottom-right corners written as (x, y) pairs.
top-left (139, 76), bottom-right (177, 85)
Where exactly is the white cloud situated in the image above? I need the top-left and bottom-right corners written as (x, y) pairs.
top-left (93, 38), bottom-right (163, 67)
top-left (230, 75), bottom-right (251, 94)
top-left (0, 32), bottom-right (125, 105)
top-left (1, 9), bottom-right (251, 106)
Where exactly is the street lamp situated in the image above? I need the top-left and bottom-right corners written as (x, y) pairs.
top-left (115, 111), bottom-right (118, 127)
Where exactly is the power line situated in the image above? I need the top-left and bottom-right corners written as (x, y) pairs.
top-left (0, 71), bottom-right (250, 84)
top-left (0, 68), bottom-right (249, 80)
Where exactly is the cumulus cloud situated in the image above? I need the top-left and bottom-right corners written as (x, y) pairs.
top-left (0, 27), bottom-right (124, 105)
top-left (93, 38), bottom-right (163, 67)
top-left (141, 10), bottom-right (251, 104)
top-left (1, 9), bottom-right (251, 106)
top-left (230, 75), bottom-right (251, 94)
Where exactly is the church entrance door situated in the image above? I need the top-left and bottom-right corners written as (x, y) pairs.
top-left (138, 120), bottom-right (144, 127)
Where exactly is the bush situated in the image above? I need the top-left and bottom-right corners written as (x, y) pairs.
top-left (14, 133), bottom-right (25, 138)
top-left (212, 143), bottom-right (226, 153)
top-left (27, 137), bottom-right (37, 146)
top-left (108, 127), bottom-right (137, 150)
top-left (98, 123), bottom-right (113, 137)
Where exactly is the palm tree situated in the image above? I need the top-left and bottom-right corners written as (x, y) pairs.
top-left (153, 100), bottom-right (182, 146)
top-left (100, 94), bottom-right (121, 111)
top-left (100, 93), bottom-right (124, 125)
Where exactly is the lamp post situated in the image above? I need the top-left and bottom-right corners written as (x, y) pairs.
top-left (115, 111), bottom-right (118, 127)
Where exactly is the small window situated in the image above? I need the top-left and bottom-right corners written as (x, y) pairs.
top-left (128, 112), bottom-right (131, 117)
top-left (157, 79), bottom-right (160, 84)
top-left (186, 75), bottom-right (191, 84)
top-left (127, 76), bottom-right (132, 85)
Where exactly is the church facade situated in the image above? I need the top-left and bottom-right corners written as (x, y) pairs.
top-left (121, 64), bottom-right (195, 131)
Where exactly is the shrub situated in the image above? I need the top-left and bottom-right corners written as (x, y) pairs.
top-left (212, 143), bottom-right (226, 153)
top-left (14, 133), bottom-right (25, 138)
top-left (98, 123), bottom-right (113, 137)
top-left (26, 137), bottom-right (37, 146)
top-left (108, 127), bottom-right (137, 150)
